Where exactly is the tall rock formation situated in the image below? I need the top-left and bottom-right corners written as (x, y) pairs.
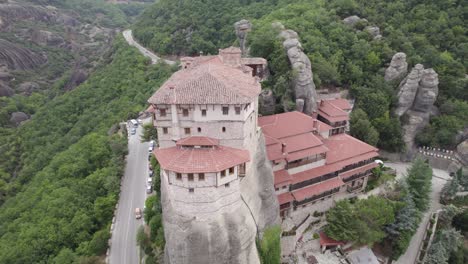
top-left (234, 19), bottom-right (252, 56)
top-left (273, 22), bottom-right (318, 114)
top-left (385, 52), bottom-right (408, 82)
top-left (258, 89), bottom-right (276, 115)
top-left (391, 60), bottom-right (439, 159)
top-left (162, 133), bottom-right (279, 264)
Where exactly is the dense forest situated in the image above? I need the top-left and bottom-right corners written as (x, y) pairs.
top-left (0, 37), bottom-right (174, 263)
top-left (133, 0), bottom-right (467, 150)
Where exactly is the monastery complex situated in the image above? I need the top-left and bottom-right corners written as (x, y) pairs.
top-left (147, 47), bottom-right (379, 261)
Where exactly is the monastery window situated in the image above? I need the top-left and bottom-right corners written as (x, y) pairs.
top-left (229, 167), bottom-right (234, 174)
top-left (222, 106), bottom-right (229, 115)
top-left (189, 188), bottom-right (194, 193)
top-left (197, 127), bottom-right (201, 133)
top-left (160, 109), bottom-right (166, 117)
top-left (176, 173), bottom-right (182, 180)
top-left (184, 127), bottom-right (191, 135)
top-left (198, 173), bottom-right (205, 181)
top-left (275, 187), bottom-right (279, 191)
top-left (225, 183), bottom-right (230, 188)
top-left (222, 127), bottom-right (226, 133)
top-left (235, 106), bottom-right (241, 115)
top-left (182, 109), bottom-right (189, 117)
top-left (188, 173), bottom-right (194, 181)
top-left (221, 170), bottom-right (226, 178)
top-left (202, 109), bottom-right (207, 116)
top-left (162, 127), bottom-right (168, 134)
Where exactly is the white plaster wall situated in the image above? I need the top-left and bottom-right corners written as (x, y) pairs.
top-left (320, 130), bottom-right (330, 138)
top-left (287, 158), bottom-right (326, 175)
top-left (217, 167), bottom-right (238, 186)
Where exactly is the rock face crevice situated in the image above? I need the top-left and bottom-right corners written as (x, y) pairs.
top-left (162, 133), bottom-right (279, 264)
top-left (389, 53), bottom-right (439, 159)
top-left (273, 22), bottom-right (318, 114)
top-left (0, 39), bottom-right (47, 71)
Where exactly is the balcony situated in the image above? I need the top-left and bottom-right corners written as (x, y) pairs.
top-left (347, 184), bottom-right (363, 193)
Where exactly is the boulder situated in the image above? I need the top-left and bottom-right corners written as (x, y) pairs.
top-left (384, 52), bottom-right (408, 82)
top-left (30, 29), bottom-right (65, 47)
top-left (401, 110), bottom-right (431, 160)
top-left (394, 64), bottom-right (424, 116)
top-left (364, 26), bottom-right (381, 39)
top-left (0, 81), bottom-right (14, 97)
top-left (412, 68), bottom-right (439, 113)
top-left (343, 15), bottom-right (362, 26)
top-left (259, 89), bottom-right (276, 115)
top-left (234, 19), bottom-right (252, 56)
top-left (9, 111), bottom-right (29, 126)
top-left (274, 22), bottom-right (318, 114)
top-left (64, 69), bottom-right (88, 91)
top-left (17, 81), bottom-right (40, 96)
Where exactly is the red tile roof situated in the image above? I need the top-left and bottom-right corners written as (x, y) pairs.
top-left (324, 134), bottom-right (378, 164)
top-left (286, 145), bottom-right (329, 162)
top-left (145, 105), bottom-right (155, 113)
top-left (259, 111), bottom-right (317, 139)
top-left (148, 55), bottom-right (260, 105)
top-left (319, 232), bottom-right (345, 247)
top-left (176, 136), bottom-right (219, 147)
top-left (292, 177), bottom-right (344, 201)
top-left (154, 145), bottom-right (249, 173)
top-left (281, 133), bottom-right (323, 153)
top-left (274, 169), bottom-right (292, 186)
top-left (339, 162), bottom-right (379, 179)
top-left (324, 98), bottom-right (352, 111)
top-left (277, 192), bottom-right (294, 205)
top-left (318, 100), bottom-right (349, 122)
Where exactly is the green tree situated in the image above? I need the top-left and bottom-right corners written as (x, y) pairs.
top-left (350, 109), bottom-right (379, 146)
top-left (406, 158), bottom-right (432, 211)
top-left (141, 123), bottom-right (158, 142)
top-left (257, 225), bottom-right (281, 264)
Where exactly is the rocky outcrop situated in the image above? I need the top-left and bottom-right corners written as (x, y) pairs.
top-left (17, 82), bottom-right (40, 96)
top-left (163, 134), bottom-right (278, 264)
top-left (9, 111), bottom-right (29, 126)
top-left (30, 29), bottom-right (65, 47)
top-left (259, 89), bottom-right (276, 115)
top-left (413, 69), bottom-right (439, 112)
top-left (0, 2), bottom-right (55, 30)
top-left (364, 26), bottom-right (382, 39)
top-left (234, 19), bottom-right (252, 56)
top-left (273, 22), bottom-right (318, 114)
top-left (342, 15), bottom-right (367, 26)
top-left (0, 39), bottom-right (47, 70)
top-left (457, 139), bottom-right (468, 164)
top-left (393, 62), bottom-right (440, 159)
top-left (0, 81), bottom-right (13, 97)
top-left (64, 68), bottom-right (88, 91)
top-left (395, 64), bottom-right (424, 116)
top-left (385, 52), bottom-right (408, 82)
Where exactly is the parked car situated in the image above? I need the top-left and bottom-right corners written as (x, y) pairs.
top-left (149, 169), bottom-right (154, 177)
top-left (148, 146), bottom-right (153, 152)
top-left (137, 118), bottom-right (143, 124)
top-left (130, 127), bottom-right (136, 135)
top-left (147, 177), bottom-right (153, 185)
top-left (149, 140), bottom-right (155, 148)
top-left (129, 119), bottom-right (138, 127)
top-left (146, 186), bottom-right (152, 194)
top-left (135, 208), bottom-right (142, 219)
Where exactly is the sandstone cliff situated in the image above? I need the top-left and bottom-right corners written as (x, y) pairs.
top-left (162, 133), bottom-right (279, 264)
top-left (384, 52), bottom-right (408, 82)
top-left (273, 22), bottom-right (318, 114)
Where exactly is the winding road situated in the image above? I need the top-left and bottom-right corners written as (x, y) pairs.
top-left (109, 122), bottom-right (150, 264)
top-left (123, 29), bottom-right (176, 65)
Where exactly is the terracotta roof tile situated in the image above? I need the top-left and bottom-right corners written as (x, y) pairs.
top-left (154, 145), bottom-right (249, 173)
top-left (286, 145), bottom-right (329, 162)
top-left (274, 169), bottom-right (292, 186)
top-left (318, 100), bottom-right (349, 122)
top-left (319, 231), bottom-right (345, 246)
top-left (277, 192), bottom-right (294, 205)
top-left (148, 56), bottom-right (260, 105)
top-left (324, 134), bottom-right (378, 164)
top-left (324, 98), bottom-right (352, 111)
top-left (281, 133), bottom-right (323, 153)
top-left (291, 177), bottom-right (344, 201)
top-left (259, 111), bottom-right (317, 139)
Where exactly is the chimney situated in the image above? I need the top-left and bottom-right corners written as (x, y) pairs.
top-left (281, 143), bottom-right (287, 154)
top-left (320, 100), bottom-right (324, 106)
top-left (313, 119), bottom-right (318, 129)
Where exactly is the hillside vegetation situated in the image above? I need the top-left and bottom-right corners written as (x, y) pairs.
top-left (134, 0), bottom-right (467, 150)
top-left (0, 37), bottom-right (174, 263)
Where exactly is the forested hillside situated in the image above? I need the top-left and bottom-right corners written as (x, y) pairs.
top-left (133, 0), bottom-right (467, 150)
top-left (0, 37), bottom-right (174, 263)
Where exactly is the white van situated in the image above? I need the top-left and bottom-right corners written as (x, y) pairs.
top-left (129, 119), bottom-right (138, 127)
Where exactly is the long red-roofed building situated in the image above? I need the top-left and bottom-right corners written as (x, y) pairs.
top-left (259, 107), bottom-right (379, 219)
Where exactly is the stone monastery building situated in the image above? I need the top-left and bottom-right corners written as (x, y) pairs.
top-left (148, 47), bottom-right (378, 221)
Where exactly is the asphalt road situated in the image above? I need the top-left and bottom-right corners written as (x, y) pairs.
top-left (122, 29), bottom-right (176, 65)
top-left (109, 123), bottom-right (149, 264)
top-left (386, 162), bottom-right (450, 264)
